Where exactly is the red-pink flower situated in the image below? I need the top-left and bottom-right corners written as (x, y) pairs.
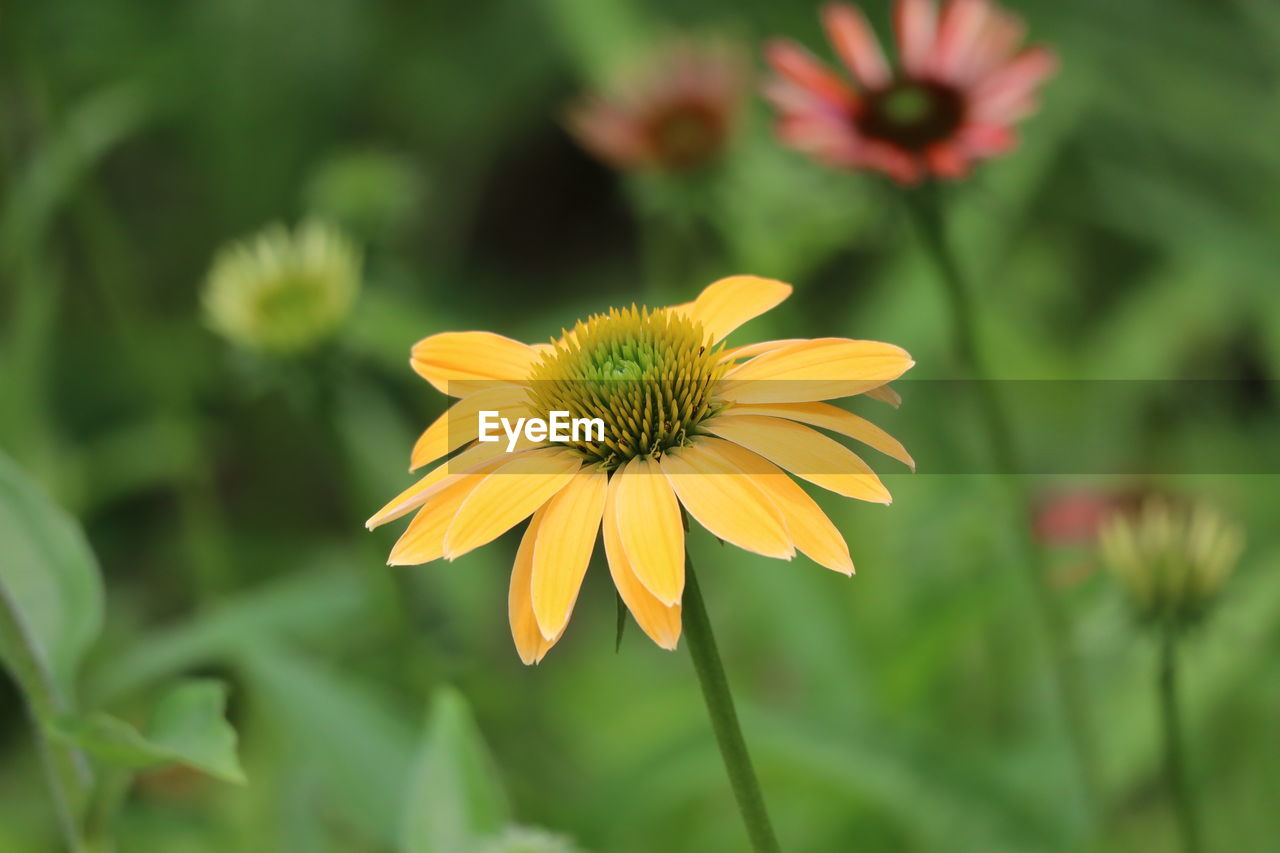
top-left (567, 40), bottom-right (747, 173)
top-left (764, 0), bottom-right (1058, 184)
top-left (1032, 487), bottom-right (1151, 547)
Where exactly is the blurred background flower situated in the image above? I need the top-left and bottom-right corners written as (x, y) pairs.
top-left (764, 0), bottom-right (1057, 182)
top-left (566, 38), bottom-right (747, 174)
top-left (1101, 499), bottom-right (1244, 629)
top-left (202, 221), bottom-right (362, 356)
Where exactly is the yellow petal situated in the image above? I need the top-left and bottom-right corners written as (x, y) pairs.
top-left (698, 437), bottom-right (853, 574)
top-left (388, 471), bottom-right (489, 565)
top-left (724, 401), bottom-right (913, 470)
top-left (704, 414), bottom-right (892, 504)
top-left (865, 384), bottom-right (902, 407)
top-left (677, 276), bottom-right (793, 343)
top-left (719, 338), bottom-right (803, 363)
top-left (720, 338), bottom-right (914, 404)
top-left (509, 508), bottom-right (563, 664)
top-left (604, 474), bottom-right (682, 649)
top-left (410, 331), bottom-right (541, 396)
top-left (612, 457), bottom-right (686, 606)
top-left (443, 449), bottom-right (582, 559)
top-left (366, 442), bottom-right (510, 529)
top-left (531, 466), bottom-right (608, 639)
top-left (410, 384), bottom-right (533, 470)
top-left (660, 442), bottom-right (794, 559)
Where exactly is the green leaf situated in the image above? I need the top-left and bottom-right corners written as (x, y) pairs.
top-left (48, 680), bottom-right (246, 785)
top-left (238, 643), bottom-right (415, 847)
top-left (145, 680), bottom-right (246, 784)
top-left (400, 687), bottom-right (511, 853)
top-left (0, 85), bottom-right (147, 272)
top-left (0, 450), bottom-right (104, 714)
top-left (90, 562), bottom-right (370, 703)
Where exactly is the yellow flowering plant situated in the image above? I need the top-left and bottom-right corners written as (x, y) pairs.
top-left (367, 274), bottom-right (913, 852)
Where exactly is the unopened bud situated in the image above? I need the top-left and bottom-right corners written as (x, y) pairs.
top-left (1100, 499), bottom-right (1243, 628)
top-left (203, 221), bottom-right (361, 355)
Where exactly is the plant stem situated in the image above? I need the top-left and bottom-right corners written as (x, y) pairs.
top-left (1159, 626), bottom-right (1203, 853)
top-left (682, 553), bottom-right (782, 853)
top-left (0, 587), bottom-right (91, 852)
top-left (902, 184), bottom-right (1102, 814)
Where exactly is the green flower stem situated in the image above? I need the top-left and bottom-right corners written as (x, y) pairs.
top-left (902, 184), bottom-right (1102, 813)
top-left (0, 589), bottom-right (91, 853)
top-left (633, 170), bottom-right (723, 305)
top-left (1159, 626), bottom-right (1203, 853)
top-left (682, 553), bottom-right (782, 853)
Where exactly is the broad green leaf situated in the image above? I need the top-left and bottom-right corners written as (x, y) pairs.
top-left (90, 563), bottom-right (370, 703)
top-left (145, 680), bottom-right (246, 784)
top-left (0, 450), bottom-right (104, 713)
top-left (400, 687), bottom-right (510, 853)
top-left (46, 713), bottom-right (168, 770)
top-left (47, 680), bottom-right (245, 784)
top-left (238, 643), bottom-right (415, 847)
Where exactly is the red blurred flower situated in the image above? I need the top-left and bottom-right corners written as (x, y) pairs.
top-left (764, 0), bottom-right (1057, 184)
top-left (566, 40), bottom-right (747, 173)
top-left (1033, 487), bottom-right (1151, 547)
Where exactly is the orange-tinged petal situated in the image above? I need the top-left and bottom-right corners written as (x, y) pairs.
top-left (721, 337), bottom-right (914, 404)
top-left (443, 449), bottom-right (582, 559)
top-left (388, 471), bottom-right (490, 565)
top-left (613, 457), bottom-right (685, 606)
top-left (509, 508), bottom-right (563, 665)
top-left (604, 475), bottom-right (682, 649)
top-left (703, 414), bottom-right (892, 504)
top-left (724, 401), bottom-right (913, 470)
top-left (865, 384), bottom-right (902, 407)
top-left (531, 466), bottom-right (608, 639)
top-left (698, 438), bottom-right (854, 574)
top-left (676, 275), bottom-right (793, 344)
top-left (366, 442), bottom-right (511, 529)
top-left (719, 338), bottom-right (804, 364)
top-left (660, 442), bottom-right (794, 559)
top-left (410, 331), bottom-right (541, 396)
top-left (410, 384), bottom-right (533, 470)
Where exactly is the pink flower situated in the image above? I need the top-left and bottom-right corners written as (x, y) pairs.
top-left (567, 40), bottom-right (747, 173)
top-left (764, 0), bottom-right (1058, 184)
top-left (1032, 487), bottom-right (1150, 547)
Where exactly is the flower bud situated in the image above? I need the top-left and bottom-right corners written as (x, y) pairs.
top-left (203, 221), bottom-right (361, 355)
top-left (1100, 499), bottom-right (1243, 628)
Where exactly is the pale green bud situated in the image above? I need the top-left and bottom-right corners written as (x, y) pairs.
top-left (1100, 499), bottom-right (1243, 629)
top-left (203, 221), bottom-right (361, 355)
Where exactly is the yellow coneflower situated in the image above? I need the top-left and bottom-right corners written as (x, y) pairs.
top-left (203, 220), bottom-right (361, 355)
top-left (367, 276), bottom-right (914, 664)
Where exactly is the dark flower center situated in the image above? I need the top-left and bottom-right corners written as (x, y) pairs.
top-left (856, 80), bottom-right (965, 150)
top-left (647, 103), bottom-right (725, 170)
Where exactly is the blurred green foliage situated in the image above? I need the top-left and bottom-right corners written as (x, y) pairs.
top-left (2, 0), bottom-right (1278, 851)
